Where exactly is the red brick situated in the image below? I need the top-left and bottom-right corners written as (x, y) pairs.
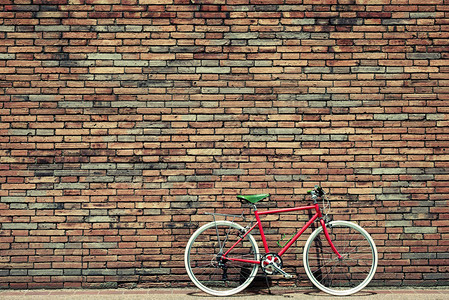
top-left (0, 0), bottom-right (447, 290)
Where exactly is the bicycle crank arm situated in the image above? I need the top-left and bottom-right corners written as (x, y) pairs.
top-left (271, 264), bottom-right (293, 279)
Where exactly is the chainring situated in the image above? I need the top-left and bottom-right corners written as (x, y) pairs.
top-left (260, 253), bottom-right (283, 275)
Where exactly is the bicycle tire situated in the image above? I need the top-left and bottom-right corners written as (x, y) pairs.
top-left (185, 221), bottom-right (260, 296)
top-left (303, 220), bottom-right (378, 296)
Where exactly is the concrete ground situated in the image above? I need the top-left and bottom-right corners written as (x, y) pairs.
top-left (1, 288), bottom-right (449, 300)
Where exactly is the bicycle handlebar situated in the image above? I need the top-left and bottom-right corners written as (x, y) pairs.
top-left (307, 185), bottom-right (325, 201)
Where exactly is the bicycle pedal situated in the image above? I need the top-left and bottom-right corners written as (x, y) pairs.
top-left (284, 273), bottom-right (293, 279)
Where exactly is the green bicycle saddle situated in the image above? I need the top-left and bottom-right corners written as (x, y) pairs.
top-left (237, 194), bottom-right (270, 204)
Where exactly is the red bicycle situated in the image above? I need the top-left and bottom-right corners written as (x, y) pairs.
top-left (185, 186), bottom-right (378, 296)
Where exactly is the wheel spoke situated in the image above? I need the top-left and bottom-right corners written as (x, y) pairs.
top-left (303, 221), bottom-right (378, 296)
top-left (185, 221), bottom-right (259, 296)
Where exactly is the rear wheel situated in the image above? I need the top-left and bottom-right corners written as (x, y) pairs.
top-left (303, 221), bottom-right (378, 296)
top-left (185, 221), bottom-right (259, 296)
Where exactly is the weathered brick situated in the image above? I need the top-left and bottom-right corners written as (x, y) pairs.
top-left (386, 221), bottom-right (413, 227)
top-left (35, 25), bottom-right (70, 32)
top-left (85, 216), bottom-right (118, 223)
top-left (196, 67), bottom-right (230, 74)
top-left (2, 223), bottom-right (38, 230)
top-left (304, 67), bottom-right (331, 73)
top-left (28, 269), bottom-right (64, 276)
top-left (87, 53), bottom-right (122, 60)
top-left (351, 66), bottom-right (386, 73)
top-left (0, 0), bottom-right (447, 290)
top-left (406, 53), bottom-right (441, 60)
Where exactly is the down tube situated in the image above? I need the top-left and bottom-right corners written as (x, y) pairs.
top-left (278, 213), bottom-right (320, 256)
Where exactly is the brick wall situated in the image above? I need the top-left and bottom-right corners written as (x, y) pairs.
top-left (1, 0), bottom-right (448, 290)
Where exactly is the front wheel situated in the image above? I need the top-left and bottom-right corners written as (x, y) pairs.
top-left (185, 221), bottom-right (260, 296)
top-left (303, 220), bottom-right (378, 296)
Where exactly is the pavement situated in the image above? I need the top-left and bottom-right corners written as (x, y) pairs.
top-left (1, 288), bottom-right (449, 300)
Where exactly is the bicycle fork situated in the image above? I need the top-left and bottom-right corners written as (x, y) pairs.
top-left (320, 219), bottom-right (343, 260)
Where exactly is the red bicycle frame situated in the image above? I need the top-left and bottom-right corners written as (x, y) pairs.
top-left (223, 203), bottom-right (342, 264)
